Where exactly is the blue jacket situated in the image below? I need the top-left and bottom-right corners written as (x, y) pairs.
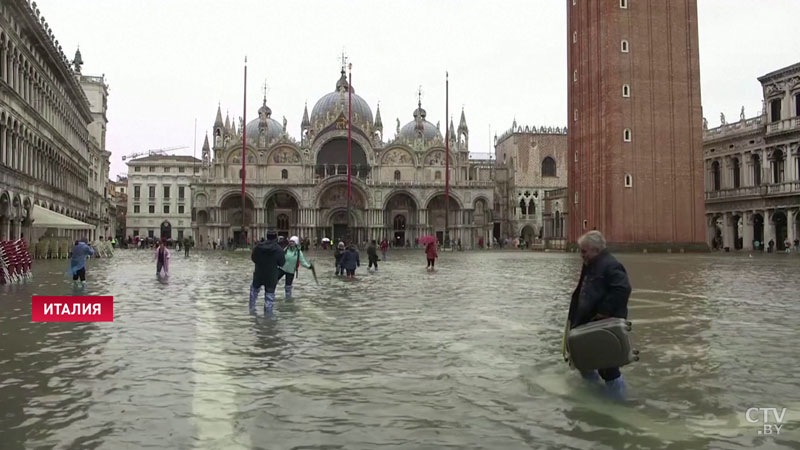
top-left (568, 250), bottom-right (631, 328)
top-left (69, 242), bottom-right (95, 275)
top-left (251, 239), bottom-right (286, 288)
top-left (340, 248), bottom-right (360, 271)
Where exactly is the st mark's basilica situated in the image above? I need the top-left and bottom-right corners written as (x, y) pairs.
top-left (190, 67), bottom-right (496, 248)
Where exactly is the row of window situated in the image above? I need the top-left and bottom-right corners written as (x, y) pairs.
top-left (573, 175), bottom-right (634, 204)
top-left (0, 29), bottom-right (89, 153)
top-left (132, 230), bottom-right (186, 240)
top-left (573, 0), bottom-right (628, 6)
top-left (708, 151), bottom-right (796, 190)
top-left (768, 95), bottom-right (800, 123)
top-left (133, 166), bottom-right (197, 173)
top-left (133, 185), bottom-right (187, 199)
top-left (132, 204), bottom-right (186, 214)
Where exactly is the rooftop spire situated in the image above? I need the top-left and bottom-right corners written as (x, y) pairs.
top-left (202, 133), bottom-right (210, 151)
top-left (214, 104), bottom-right (224, 128)
top-left (458, 107), bottom-right (468, 132)
top-left (301, 102), bottom-right (310, 127)
top-left (374, 102), bottom-right (383, 130)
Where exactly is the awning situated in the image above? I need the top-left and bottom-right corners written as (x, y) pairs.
top-left (31, 205), bottom-right (94, 230)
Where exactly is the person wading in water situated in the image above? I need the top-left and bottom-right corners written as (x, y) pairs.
top-left (155, 239), bottom-right (170, 277)
top-left (367, 240), bottom-right (379, 272)
top-left (68, 238), bottom-right (94, 288)
top-left (250, 230), bottom-right (286, 315)
top-left (277, 236), bottom-right (313, 300)
top-left (567, 230), bottom-right (631, 401)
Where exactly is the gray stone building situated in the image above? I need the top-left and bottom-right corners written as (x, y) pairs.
top-left (191, 67), bottom-right (494, 248)
top-left (703, 62), bottom-right (800, 251)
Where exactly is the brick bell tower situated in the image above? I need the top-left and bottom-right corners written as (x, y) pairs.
top-left (567, 0), bottom-right (706, 250)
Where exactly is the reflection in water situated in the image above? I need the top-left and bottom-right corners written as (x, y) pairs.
top-left (0, 250), bottom-right (799, 449)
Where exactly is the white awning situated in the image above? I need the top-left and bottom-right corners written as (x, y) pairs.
top-left (31, 205), bottom-right (94, 230)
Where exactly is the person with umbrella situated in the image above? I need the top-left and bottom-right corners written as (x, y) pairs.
top-left (68, 238), bottom-right (94, 287)
top-left (277, 236), bottom-right (313, 299)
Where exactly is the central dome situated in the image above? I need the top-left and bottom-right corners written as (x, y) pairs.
top-left (399, 104), bottom-right (442, 141)
top-left (310, 69), bottom-right (373, 126)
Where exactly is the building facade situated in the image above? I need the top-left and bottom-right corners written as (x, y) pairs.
top-left (110, 176), bottom-right (127, 239)
top-left (126, 155), bottom-right (199, 241)
top-left (191, 68), bottom-right (494, 248)
top-left (0, 0), bottom-right (97, 242)
top-left (567, 0), bottom-right (706, 249)
top-left (704, 62), bottom-right (800, 251)
top-left (78, 62), bottom-right (116, 239)
top-left (494, 122), bottom-right (568, 248)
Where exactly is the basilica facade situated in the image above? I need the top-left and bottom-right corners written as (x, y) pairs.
top-left (190, 68), bottom-right (495, 248)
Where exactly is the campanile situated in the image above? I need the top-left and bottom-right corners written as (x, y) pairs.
top-left (567, 0), bottom-right (706, 249)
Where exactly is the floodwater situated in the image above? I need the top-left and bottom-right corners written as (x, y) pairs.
top-left (1, 248), bottom-right (799, 449)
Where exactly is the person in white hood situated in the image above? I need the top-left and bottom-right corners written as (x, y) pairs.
top-left (277, 236), bottom-right (313, 299)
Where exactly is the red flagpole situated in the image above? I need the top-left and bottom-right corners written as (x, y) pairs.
top-left (346, 63), bottom-right (353, 242)
top-left (445, 71), bottom-right (450, 247)
top-left (241, 57), bottom-right (247, 247)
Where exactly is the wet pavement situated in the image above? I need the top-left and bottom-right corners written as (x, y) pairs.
top-left (1, 249), bottom-right (799, 449)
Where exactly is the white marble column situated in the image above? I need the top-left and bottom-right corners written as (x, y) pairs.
top-left (723, 212), bottom-right (735, 250)
top-left (706, 214), bottom-right (717, 248)
top-left (764, 209), bottom-right (776, 249)
top-left (788, 209), bottom-right (797, 246)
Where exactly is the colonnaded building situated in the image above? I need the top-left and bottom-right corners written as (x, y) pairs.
top-left (703, 62), bottom-right (800, 251)
top-left (191, 68), bottom-right (498, 248)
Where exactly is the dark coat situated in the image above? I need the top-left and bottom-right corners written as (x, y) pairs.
top-left (340, 248), bottom-right (360, 270)
top-left (334, 248), bottom-right (344, 265)
top-left (251, 239), bottom-right (286, 288)
top-left (568, 250), bottom-right (631, 328)
top-left (367, 244), bottom-right (378, 262)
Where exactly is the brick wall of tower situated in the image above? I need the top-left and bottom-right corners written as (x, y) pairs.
top-left (567, 0), bottom-right (706, 248)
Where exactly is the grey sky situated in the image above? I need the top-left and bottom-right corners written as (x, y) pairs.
top-left (34, 0), bottom-right (800, 178)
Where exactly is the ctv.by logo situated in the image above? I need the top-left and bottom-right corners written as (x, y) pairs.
top-left (745, 407), bottom-right (787, 435)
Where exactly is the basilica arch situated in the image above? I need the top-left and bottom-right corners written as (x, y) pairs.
top-left (264, 190), bottom-right (301, 238)
top-left (425, 193), bottom-right (462, 245)
top-left (218, 192), bottom-right (257, 245)
top-left (316, 182), bottom-right (368, 244)
top-left (313, 134), bottom-right (373, 180)
top-left (383, 190), bottom-right (420, 247)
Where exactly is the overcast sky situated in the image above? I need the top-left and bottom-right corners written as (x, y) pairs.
top-left (34, 0), bottom-right (800, 178)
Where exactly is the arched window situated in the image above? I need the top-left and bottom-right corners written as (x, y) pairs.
top-left (573, 31), bottom-right (577, 43)
top-left (541, 157), bottom-right (557, 177)
top-left (281, 169), bottom-right (288, 179)
top-left (394, 170), bottom-right (401, 181)
top-left (772, 149), bottom-right (785, 183)
top-left (519, 198), bottom-right (528, 216)
top-left (573, 70), bottom-right (578, 82)
top-left (621, 40), bottom-right (629, 53)
top-left (732, 158), bottom-right (741, 188)
top-left (623, 128), bottom-right (632, 142)
top-left (624, 174), bottom-right (633, 188)
top-left (620, 0), bottom-right (628, 8)
top-left (435, 170), bottom-right (442, 181)
top-left (622, 84), bottom-right (630, 97)
top-left (711, 161), bottom-right (720, 191)
top-left (276, 214), bottom-right (289, 231)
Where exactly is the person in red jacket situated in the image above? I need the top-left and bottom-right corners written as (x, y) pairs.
top-left (425, 241), bottom-right (438, 271)
top-left (380, 238), bottom-right (389, 261)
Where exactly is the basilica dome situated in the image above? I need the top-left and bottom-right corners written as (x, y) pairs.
top-left (399, 105), bottom-right (442, 141)
top-left (244, 99), bottom-right (284, 142)
top-left (310, 69), bottom-right (373, 126)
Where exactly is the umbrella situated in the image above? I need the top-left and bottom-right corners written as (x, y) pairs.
top-left (419, 235), bottom-right (437, 245)
top-left (322, 237), bottom-right (331, 243)
top-left (309, 263), bottom-right (319, 285)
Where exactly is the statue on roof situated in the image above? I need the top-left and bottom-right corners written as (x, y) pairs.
top-left (720, 112), bottom-right (726, 125)
top-left (740, 106), bottom-right (745, 121)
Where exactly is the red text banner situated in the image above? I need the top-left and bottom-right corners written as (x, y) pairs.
top-left (32, 296), bottom-right (114, 322)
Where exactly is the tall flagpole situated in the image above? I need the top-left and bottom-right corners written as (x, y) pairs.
top-left (346, 62), bottom-right (353, 244)
top-left (241, 56), bottom-right (247, 247)
top-left (445, 71), bottom-right (450, 248)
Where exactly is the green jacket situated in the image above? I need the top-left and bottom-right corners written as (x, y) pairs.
top-left (281, 247), bottom-right (312, 274)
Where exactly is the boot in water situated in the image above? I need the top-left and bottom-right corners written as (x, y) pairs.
top-left (249, 286), bottom-right (259, 314)
top-left (285, 285), bottom-right (293, 300)
top-left (264, 292), bottom-right (276, 316)
top-left (605, 377), bottom-right (627, 402)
